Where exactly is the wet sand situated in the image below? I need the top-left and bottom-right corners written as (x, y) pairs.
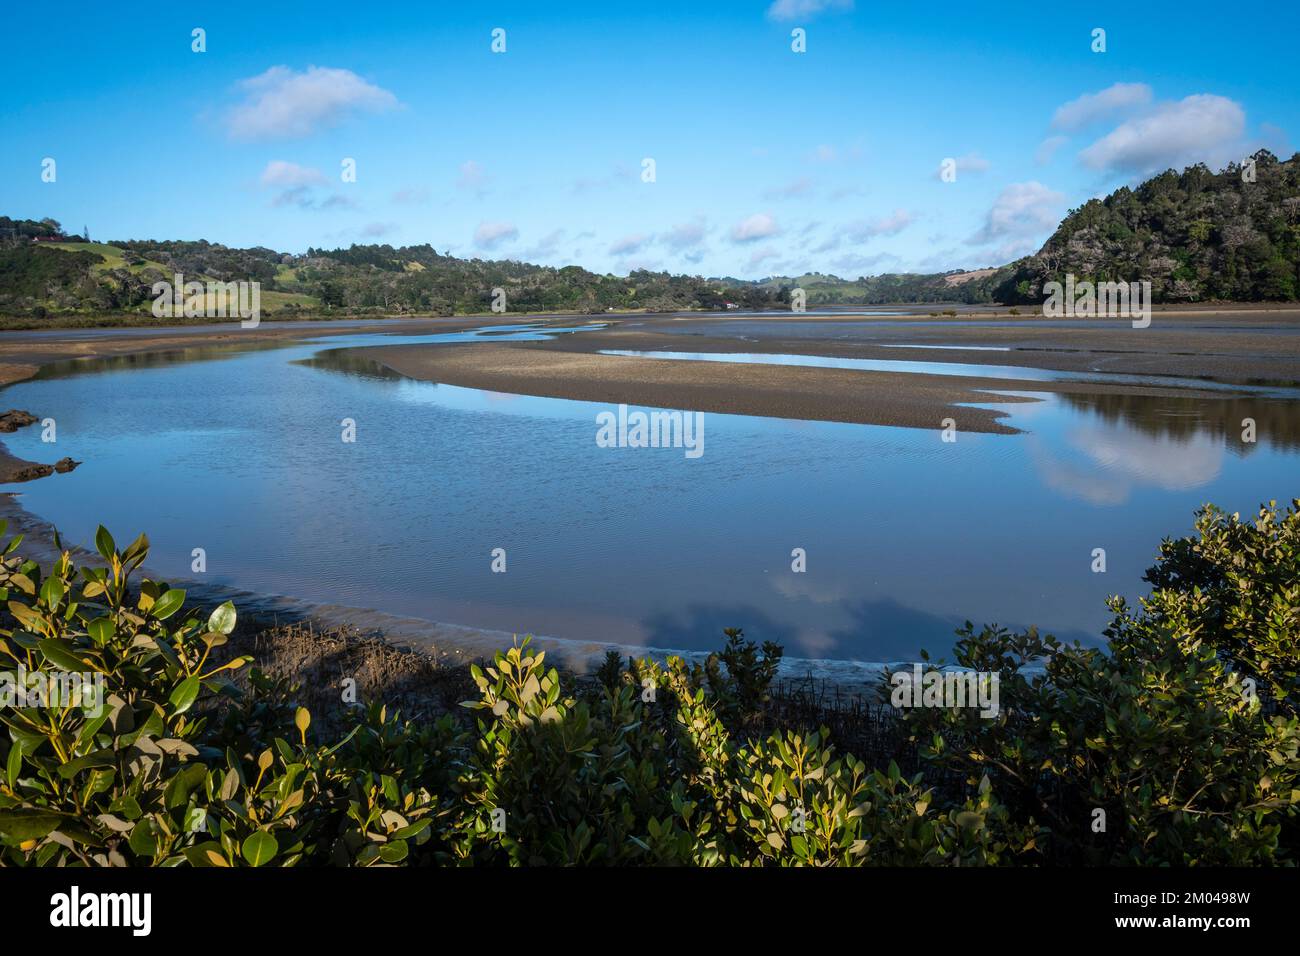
top-left (346, 307), bottom-right (1300, 432)
top-left (554, 309), bottom-right (1300, 387)
top-left (358, 342), bottom-right (1237, 434)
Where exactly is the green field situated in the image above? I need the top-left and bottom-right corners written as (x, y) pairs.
top-left (46, 241), bottom-right (175, 276)
top-left (41, 242), bottom-right (321, 312)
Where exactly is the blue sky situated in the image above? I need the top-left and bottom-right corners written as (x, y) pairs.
top-left (3, 0), bottom-right (1296, 279)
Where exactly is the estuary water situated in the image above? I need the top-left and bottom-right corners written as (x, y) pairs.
top-left (3, 324), bottom-right (1298, 662)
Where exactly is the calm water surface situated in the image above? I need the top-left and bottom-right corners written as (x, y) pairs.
top-left (3, 325), bottom-right (1297, 661)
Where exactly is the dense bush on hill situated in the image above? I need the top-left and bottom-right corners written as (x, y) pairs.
top-left (113, 239), bottom-right (282, 287)
top-left (758, 269), bottom-right (1006, 306)
top-left (1, 500), bottom-right (1296, 866)
top-left (0, 245), bottom-right (104, 300)
top-left (992, 150), bottom-right (1300, 303)
top-left (0, 217), bottom-right (66, 242)
top-left (2, 152), bottom-right (1298, 318)
top-left (293, 246), bottom-right (793, 314)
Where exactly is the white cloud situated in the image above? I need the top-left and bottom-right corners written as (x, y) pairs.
top-left (767, 0), bottom-right (853, 21)
top-left (988, 237), bottom-right (1040, 261)
top-left (849, 208), bottom-right (914, 239)
top-left (913, 248), bottom-right (967, 272)
top-left (730, 213), bottom-right (780, 242)
top-left (269, 186), bottom-right (314, 208)
top-left (764, 176), bottom-right (814, 199)
top-left (473, 221), bottom-right (519, 249)
top-left (811, 234), bottom-right (841, 254)
top-left (259, 160), bottom-right (327, 187)
top-left (1051, 82), bottom-right (1152, 131)
top-left (391, 187), bottom-right (429, 205)
top-left (610, 233), bottom-right (652, 255)
top-left (618, 257), bottom-right (663, 273)
top-left (1034, 135), bottom-right (1068, 165)
top-left (227, 66), bottom-right (398, 140)
top-left (457, 160), bottom-right (488, 194)
top-left (258, 161), bottom-right (353, 210)
top-left (524, 229), bottom-right (566, 259)
top-left (569, 175), bottom-right (607, 194)
top-left (831, 251), bottom-right (896, 276)
top-left (663, 218), bottom-right (709, 250)
top-left (1078, 94), bottom-right (1246, 174)
top-left (934, 152), bottom-right (989, 179)
top-left (968, 181), bottom-right (1065, 245)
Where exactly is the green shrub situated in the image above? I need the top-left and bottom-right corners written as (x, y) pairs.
top-left (1, 502), bottom-right (1297, 866)
top-left (904, 500), bottom-right (1300, 865)
top-left (702, 627), bottom-right (783, 731)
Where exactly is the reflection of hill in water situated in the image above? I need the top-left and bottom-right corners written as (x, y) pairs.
top-left (30, 342), bottom-right (283, 381)
top-left (293, 350), bottom-right (406, 382)
top-left (1060, 393), bottom-right (1300, 453)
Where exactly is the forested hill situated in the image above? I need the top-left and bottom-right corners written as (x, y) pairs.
top-left (2, 151), bottom-right (1298, 320)
top-left (757, 150), bottom-right (1300, 306)
top-left (989, 149), bottom-right (1300, 303)
top-left (0, 222), bottom-right (792, 318)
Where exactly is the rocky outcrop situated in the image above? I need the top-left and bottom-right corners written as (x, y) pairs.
top-left (0, 409), bottom-right (38, 433)
top-left (0, 411), bottom-right (81, 482)
top-left (8, 463), bottom-right (53, 482)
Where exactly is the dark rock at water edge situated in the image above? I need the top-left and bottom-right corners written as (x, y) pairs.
top-left (0, 410), bottom-right (38, 433)
top-left (10, 463), bottom-right (53, 481)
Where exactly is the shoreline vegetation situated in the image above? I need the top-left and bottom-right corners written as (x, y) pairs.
top-left (0, 501), bottom-right (1296, 866)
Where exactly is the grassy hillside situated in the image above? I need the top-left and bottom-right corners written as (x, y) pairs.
top-left (0, 228), bottom-right (323, 319)
top-left (44, 241), bottom-right (173, 275)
